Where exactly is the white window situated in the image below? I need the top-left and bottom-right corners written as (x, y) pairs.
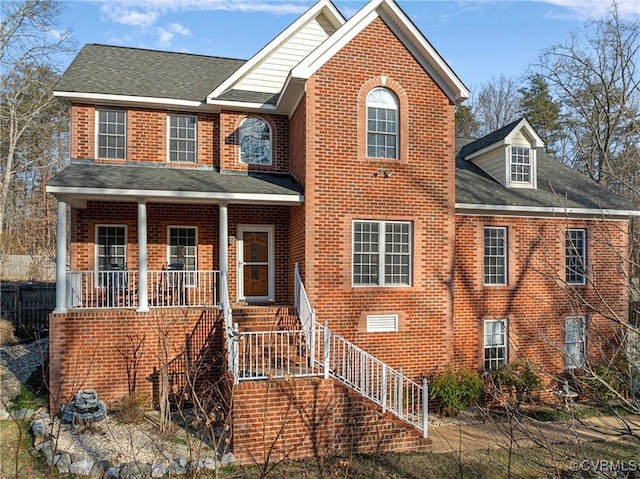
top-left (97, 110), bottom-right (126, 159)
top-left (168, 227), bottom-right (197, 286)
top-left (566, 229), bottom-right (586, 285)
top-left (96, 225), bottom-right (127, 270)
top-left (565, 316), bottom-right (586, 369)
top-left (484, 319), bottom-right (507, 371)
top-left (239, 117), bottom-right (271, 165)
top-left (366, 88), bottom-right (398, 159)
top-left (366, 314), bottom-right (398, 333)
top-left (484, 227), bottom-right (507, 285)
top-left (510, 146), bottom-right (530, 183)
top-left (353, 220), bottom-right (411, 287)
top-left (168, 115), bottom-right (197, 163)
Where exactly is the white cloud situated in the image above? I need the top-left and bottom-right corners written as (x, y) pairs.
top-left (157, 22), bottom-right (192, 47)
top-left (100, 4), bottom-right (160, 28)
top-left (535, 0), bottom-right (639, 20)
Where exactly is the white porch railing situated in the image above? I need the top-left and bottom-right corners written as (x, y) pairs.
top-left (228, 264), bottom-right (429, 438)
top-left (65, 270), bottom-right (218, 309)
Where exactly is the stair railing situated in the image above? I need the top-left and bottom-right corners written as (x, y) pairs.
top-left (219, 271), bottom-right (238, 383)
top-left (293, 263), bottom-right (428, 438)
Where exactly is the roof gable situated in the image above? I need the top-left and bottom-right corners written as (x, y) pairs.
top-left (208, 0), bottom-right (344, 105)
top-left (289, 0), bottom-right (468, 105)
top-left (460, 118), bottom-right (544, 160)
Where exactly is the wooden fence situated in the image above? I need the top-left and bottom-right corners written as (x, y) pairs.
top-left (0, 282), bottom-right (55, 338)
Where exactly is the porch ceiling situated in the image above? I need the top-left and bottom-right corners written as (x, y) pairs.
top-left (46, 163), bottom-right (304, 208)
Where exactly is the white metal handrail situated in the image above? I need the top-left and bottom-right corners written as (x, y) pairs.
top-left (219, 272), bottom-right (237, 382)
top-left (234, 328), bottom-right (323, 380)
top-left (315, 321), bottom-right (428, 437)
top-left (66, 270), bottom-right (139, 309)
top-left (148, 270), bottom-right (218, 307)
top-left (65, 270), bottom-right (218, 309)
top-left (292, 263), bottom-right (427, 437)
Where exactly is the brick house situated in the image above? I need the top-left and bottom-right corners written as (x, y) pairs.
top-left (47, 0), bottom-right (638, 463)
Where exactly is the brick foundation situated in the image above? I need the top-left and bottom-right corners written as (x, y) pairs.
top-left (232, 377), bottom-right (430, 466)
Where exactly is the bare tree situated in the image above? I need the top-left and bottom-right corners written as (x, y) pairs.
top-left (0, 0), bottom-right (72, 257)
top-left (475, 75), bottom-right (522, 135)
top-left (535, 5), bottom-right (640, 194)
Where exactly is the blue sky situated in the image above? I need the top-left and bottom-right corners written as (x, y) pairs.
top-left (58, 0), bottom-right (640, 95)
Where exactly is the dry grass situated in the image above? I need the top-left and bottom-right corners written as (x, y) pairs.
top-left (0, 420), bottom-right (47, 478)
top-left (0, 319), bottom-right (17, 345)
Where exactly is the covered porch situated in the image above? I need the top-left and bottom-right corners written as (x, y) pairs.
top-left (46, 163), bottom-right (304, 313)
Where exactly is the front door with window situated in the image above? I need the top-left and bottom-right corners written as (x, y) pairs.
top-left (238, 226), bottom-right (273, 301)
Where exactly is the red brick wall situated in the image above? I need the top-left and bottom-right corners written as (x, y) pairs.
top-left (48, 308), bottom-right (224, 407)
top-left (69, 105), bottom-right (216, 167)
top-left (453, 215), bottom-right (630, 376)
top-left (232, 378), bottom-right (430, 465)
top-left (302, 18), bottom-right (456, 378)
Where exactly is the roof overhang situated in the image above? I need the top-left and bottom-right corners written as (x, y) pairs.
top-left (47, 186), bottom-right (304, 208)
top-left (455, 202), bottom-right (640, 219)
top-left (53, 91), bottom-right (207, 111)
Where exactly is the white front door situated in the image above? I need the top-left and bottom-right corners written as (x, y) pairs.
top-left (237, 225), bottom-right (274, 302)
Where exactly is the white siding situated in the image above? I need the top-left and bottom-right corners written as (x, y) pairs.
top-left (235, 14), bottom-right (337, 94)
top-left (472, 149), bottom-right (507, 186)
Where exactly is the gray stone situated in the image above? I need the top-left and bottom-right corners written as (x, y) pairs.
top-left (104, 466), bottom-right (120, 479)
top-left (71, 452), bottom-right (84, 463)
top-left (30, 418), bottom-right (46, 437)
top-left (0, 409), bottom-right (10, 420)
top-left (38, 439), bottom-right (56, 457)
top-left (56, 452), bottom-right (72, 474)
top-left (120, 461), bottom-right (151, 479)
top-left (150, 463), bottom-right (168, 478)
top-left (69, 458), bottom-right (95, 475)
top-left (11, 408), bottom-right (35, 420)
top-left (45, 453), bottom-right (60, 466)
top-left (168, 458), bottom-right (187, 476)
top-left (220, 452), bottom-right (235, 466)
top-left (202, 457), bottom-right (218, 470)
top-left (90, 460), bottom-right (112, 479)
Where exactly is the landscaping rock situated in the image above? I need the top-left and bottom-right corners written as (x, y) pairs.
top-left (90, 459), bottom-right (112, 478)
top-left (120, 461), bottom-right (151, 479)
top-left (71, 452), bottom-right (83, 463)
top-left (150, 463), bottom-right (168, 478)
top-left (69, 458), bottom-right (94, 475)
top-left (30, 418), bottom-right (46, 437)
top-left (11, 408), bottom-right (35, 420)
top-left (168, 458), bottom-right (187, 476)
top-left (56, 452), bottom-right (72, 474)
top-left (0, 409), bottom-right (10, 420)
top-left (104, 466), bottom-right (120, 479)
top-left (220, 452), bottom-right (235, 466)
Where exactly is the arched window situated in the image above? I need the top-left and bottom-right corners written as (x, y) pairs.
top-left (239, 117), bottom-right (272, 165)
top-left (366, 88), bottom-right (398, 159)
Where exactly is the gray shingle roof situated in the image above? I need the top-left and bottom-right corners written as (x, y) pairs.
top-left (54, 44), bottom-right (246, 102)
top-left (455, 138), bottom-right (638, 213)
top-left (458, 118), bottom-right (522, 159)
top-left (47, 163), bottom-right (303, 201)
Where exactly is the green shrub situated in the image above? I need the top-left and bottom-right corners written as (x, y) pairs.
top-left (430, 368), bottom-right (484, 416)
top-left (489, 360), bottom-right (542, 407)
top-left (587, 356), bottom-right (631, 402)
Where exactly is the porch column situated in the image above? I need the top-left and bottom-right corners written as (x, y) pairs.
top-left (54, 199), bottom-right (67, 313)
top-left (137, 199), bottom-right (149, 312)
top-left (219, 202), bottom-right (229, 301)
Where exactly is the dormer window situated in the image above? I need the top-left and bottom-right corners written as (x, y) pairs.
top-left (510, 146), bottom-right (531, 183)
